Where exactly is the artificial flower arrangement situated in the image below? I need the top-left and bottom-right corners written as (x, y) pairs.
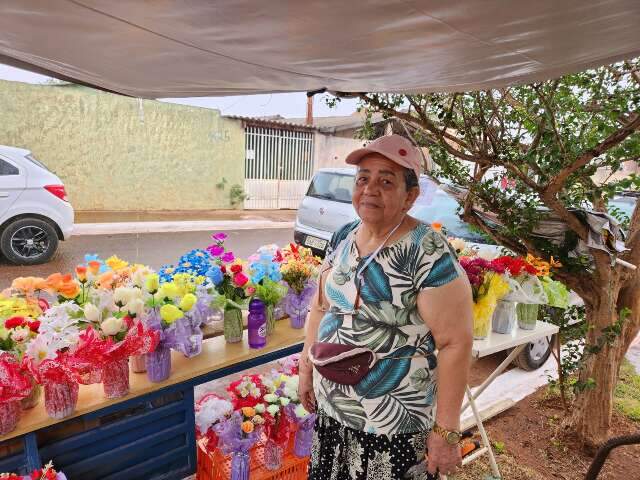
top-left (0, 352), bottom-right (32, 435)
top-left (279, 244), bottom-right (321, 329)
top-left (195, 393), bottom-right (234, 450)
top-left (205, 233), bottom-right (253, 343)
top-left (248, 245), bottom-right (287, 336)
top-left (0, 461), bottom-right (67, 480)
top-left (212, 406), bottom-right (263, 480)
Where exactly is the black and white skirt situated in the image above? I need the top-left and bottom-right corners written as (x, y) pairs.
top-left (308, 410), bottom-right (437, 480)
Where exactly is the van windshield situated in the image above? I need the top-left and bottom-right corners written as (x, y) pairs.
top-left (307, 172), bottom-right (354, 204)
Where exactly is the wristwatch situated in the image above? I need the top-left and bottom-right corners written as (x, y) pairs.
top-left (432, 422), bottom-right (462, 445)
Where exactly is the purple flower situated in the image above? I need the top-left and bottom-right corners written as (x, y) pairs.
top-left (207, 244), bottom-right (225, 257)
top-left (212, 232), bottom-right (228, 242)
top-left (221, 251), bottom-right (235, 263)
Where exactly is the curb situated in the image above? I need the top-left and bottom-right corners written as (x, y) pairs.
top-left (73, 220), bottom-right (295, 236)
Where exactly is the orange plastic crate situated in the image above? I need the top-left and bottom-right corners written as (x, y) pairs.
top-left (197, 434), bottom-right (309, 480)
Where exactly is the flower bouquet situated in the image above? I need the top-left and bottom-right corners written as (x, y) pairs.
top-left (523, 255), bottom-right (568, 328)
top-left (0, 352), bottom-right (32, 435)
top-left (0, 461), bottom-right (67, 480)
top-left (206, 233), bottom-right (252, 343)
top-left (280, 244), bottom-right (320, 329)
top-left (195, 393), bottom-right (234, 450)
top-left (489, 256), bottom-right (547, 334)
top-left (259, 373), bottom-right (296, 470)
top-left (213, 409), bottom-right (262, 480)
top-left (248, 246), bottom-right (287, 336)
top-left (226, 374), bottom-right (266, 410)
top-left (285, 403), bottom-right (316, 458)
top-left (459, 257), bottom-right (510, 339)
top-left (24, 302), bottom-right (83, 419)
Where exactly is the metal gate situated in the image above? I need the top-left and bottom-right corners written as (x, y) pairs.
top-left (244, 125), bottom-right (314, 209)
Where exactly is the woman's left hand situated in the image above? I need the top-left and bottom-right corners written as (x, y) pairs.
top-left (426, 433), bottom-right (462, 477)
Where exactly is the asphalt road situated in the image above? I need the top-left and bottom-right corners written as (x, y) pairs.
top-left (0, 228), bottom-right (294, 288)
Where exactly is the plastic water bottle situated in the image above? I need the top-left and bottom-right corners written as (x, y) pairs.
top-left (248, 298), bottom-right (267, 349)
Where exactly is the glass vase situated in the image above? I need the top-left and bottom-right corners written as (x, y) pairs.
top-left (20, 375), bottom-right (41, 410)
top-left (517, 303), bottom-right (539, 330)
top-left (224, 308), bottom-right (244, 343)
top-left (44, 380), bottom-right (78, 420)
top-left (266, 304), bottom-right (277, 336)
top-left (230, 451), bottom-right (250, 480)
top-left (285, 290), bottom-right (311, 329)
top-left (293, 425), bottom-right (314, 458)
top-left (0, 401), bottom-right (21, 435)
top-left (472, 304), bottom-right (494, 340)
top-left (146, 345), bottom-right (172, 383)
top-left (263, 439), bottom-right (284, 471)
top-left (491, 300), bottom-right (516, 334)
top-left (102, 358), bottom-right (130, 398)
top-left (130, 354), bottom-right (147, 373)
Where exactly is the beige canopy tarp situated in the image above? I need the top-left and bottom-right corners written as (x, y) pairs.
top-left (1, 1), bottom-right (639, 98)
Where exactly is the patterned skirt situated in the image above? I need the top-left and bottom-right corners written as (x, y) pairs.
top-left (308, 410), bottom-right (437, 480)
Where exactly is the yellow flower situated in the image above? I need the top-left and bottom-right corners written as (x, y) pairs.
top-left (106, 255), bottom-right (129, 271)
top-left (160, 304), bottom-right (184, 324)
top-left (145, 274), bottom-right (160, 293)
top-left (158, 282), bottom-right (180, 300)
top-left (179, 293), bottom-right (197, 312)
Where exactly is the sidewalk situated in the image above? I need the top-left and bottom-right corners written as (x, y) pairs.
top-left (73, 209), bottom-right (297, 235)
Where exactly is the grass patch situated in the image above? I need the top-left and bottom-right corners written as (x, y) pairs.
top-left (614, 359), bottom-right (640, 421)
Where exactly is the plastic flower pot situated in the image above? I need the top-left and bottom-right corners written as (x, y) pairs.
top-left (102, 358), bottom-right (130, 399)
top-left (263, 438), bottom-right (284, 470)
top-left (517, 303), bottom-right (539, 330)
top-left (146, 345), bottom-right (171, 383)
top-left (265, 304), bottom-right (276, 336)
top-left (224, 307), bottom-right (243, 344)
top-left (20, 375), bottom-right (42, 410)
top-left (44, 380), bottom-right (79, 420)
top-left (293, 424), bottom-right (314, 458)
top-left (0, 401), bottom-right (21, 435)
top-left (230, 451), bottom-right (250, 480)
top-left (130, 354), bottom-right (147, 373)
top-left (491, 300), bottom-right (517, 334)
top-left (473, 305), bottom-right (494, 340)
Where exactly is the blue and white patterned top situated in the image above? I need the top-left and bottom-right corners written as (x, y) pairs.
top-left (313, 220), bottom-right (462, 436)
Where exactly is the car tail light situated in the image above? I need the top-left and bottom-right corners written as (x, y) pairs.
top-left (44, 184), bottom-right (68, 202)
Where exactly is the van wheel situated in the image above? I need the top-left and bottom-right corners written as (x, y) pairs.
top-left (0, 217), bottom-right (58, 265)
top-left (511, 335), bottom-right (554, 371)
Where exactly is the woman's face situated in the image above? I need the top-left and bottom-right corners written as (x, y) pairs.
top-left (352, 154), bottom-right (419, 226)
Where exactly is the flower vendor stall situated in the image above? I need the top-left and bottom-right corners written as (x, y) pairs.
top-left (0, 237), bottom-right (313, 479)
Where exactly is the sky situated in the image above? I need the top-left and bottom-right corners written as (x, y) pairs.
top-left (0, 64), bottom-right (359, 118)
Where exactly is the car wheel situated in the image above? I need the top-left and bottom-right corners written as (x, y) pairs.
top-left (0, 217), bottom-right (59, 265)
top-left (511, 335), bottom-right (554, 371)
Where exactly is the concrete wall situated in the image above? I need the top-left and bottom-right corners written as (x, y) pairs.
top-left (314, 132), bottom-right (364, 169)
top-left (0, 80), bottom-right (244, 211)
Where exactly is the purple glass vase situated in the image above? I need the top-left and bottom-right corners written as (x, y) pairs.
top-left (230, 452), bottom-right (250, 480)
top-left (146, 345), bottom-right (171, 382)
top-left (293, 425), bottom-right (314, 457)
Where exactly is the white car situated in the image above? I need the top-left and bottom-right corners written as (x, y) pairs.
top-left (0, 145), bottom-right (74, 265)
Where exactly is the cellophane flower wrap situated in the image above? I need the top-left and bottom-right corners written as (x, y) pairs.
top-left (0, 352), bottom-right (31, 434)
top-left (490, 256), bottom-right (548, 305)
top-left (213, 411), bottom-right (261, 480)
top-left (26, 354), bottom-right (78, 420)
top-left (226, 374), bottom-right (266, 409)
top-left (248, 245), bottom-right (287, 336)
top-left (195, 392), bottom-right (233, 450)
top-left (279, 244), bottom-right (320, 329)
top-left (285, 403), bottom-right (316, 458)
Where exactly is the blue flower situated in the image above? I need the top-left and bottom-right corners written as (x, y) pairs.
top-left (206, 266), bottom-right (224, 286)
top-left (84, 253), bottom-right (100, 263)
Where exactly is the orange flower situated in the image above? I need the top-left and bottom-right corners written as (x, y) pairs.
top-left (88, 261), bottom-right (101, 275)
top-left (11, 277), bottom-right (49, 295)
top-left (95, 271), bottom-right (116, 290)
top-left (431, 221), bottom-right (443, 231)
top-left (58, 279), bottom-right (80, 299)
top-left (241, 407), bottom-right (256, 418)
top-left (241, 421), bottom-right (255, 434)
top-left (45, 273), bottom-right (65, 291)
top-left (75, 266), bottom-right (88, 282)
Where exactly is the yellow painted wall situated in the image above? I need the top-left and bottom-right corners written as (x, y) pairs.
top-left (0, 80), bottom-right (244, 211)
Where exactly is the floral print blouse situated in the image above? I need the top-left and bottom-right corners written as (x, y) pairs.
top-left (313, 220), bottom-right (463, 436)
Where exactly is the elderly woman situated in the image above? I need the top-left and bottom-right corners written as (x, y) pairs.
top-left (298, 134), bottom-right (474, 480)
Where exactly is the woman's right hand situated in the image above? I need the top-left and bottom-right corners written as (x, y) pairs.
top-left (298, 361), bottom-right (316, 413)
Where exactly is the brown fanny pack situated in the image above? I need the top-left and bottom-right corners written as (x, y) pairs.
top-left (308, 342), bottom-right (377, 386)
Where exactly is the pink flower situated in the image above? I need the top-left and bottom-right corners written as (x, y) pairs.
top-left (207, 245), bottom-right (225, 257)
top-left (233, 272), bottom-right (249, 287)
top-left (247, 286), bottom-right (256, 296)
top-left (221, 252), bottom-right (235, 263)
top-left (212, 233), bottom-right (228, 242)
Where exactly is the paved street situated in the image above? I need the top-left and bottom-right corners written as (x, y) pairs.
top-left (0, 228), bottom-right (294, 288)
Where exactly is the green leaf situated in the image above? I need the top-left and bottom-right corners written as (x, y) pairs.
top-left (324, 388), bottom-right (367, 431)
top-left (355, 345), bottom-right (416, 399)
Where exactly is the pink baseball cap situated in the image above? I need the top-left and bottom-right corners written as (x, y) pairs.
top-left (345, 134), bottom-right (422, 180)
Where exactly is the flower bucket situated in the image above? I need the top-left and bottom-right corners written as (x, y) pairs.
top-left (265, 304), bottom-right (276, 336)
top-left (0, 401), bottom-right (21, 436)
top-left (130, 354), bottom-right (147, 373)
top-left (263, 438), bottom-right (285, 471)
top-left (44, 380), bottom-right (79, 420)
top-left (146, 345), bottom-right (171, 383)
top-left (20, 375), bottom-right (41, 410)
top-left (224, 308), bottom-right (244, 344)
top-left (472, 304), bottom-right (494, 340)
top-left (230, 451), bottom-right (250, 480)
top-left (517, 303), bottom-right (539, 330)
top-left (293, 424), bottom-right (313, 458)
top-left (284, 288), bottom-right (314, 329)
top-left (491, 300), bottom-right (517, 334)
top-left (102, 358), bottom-right (130, 399)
